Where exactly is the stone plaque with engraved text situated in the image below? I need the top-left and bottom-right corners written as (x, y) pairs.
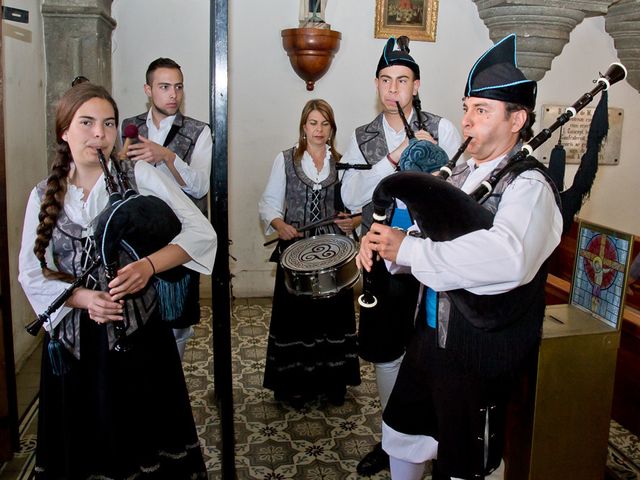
top-left (537, 105), bottom-right (623, 165)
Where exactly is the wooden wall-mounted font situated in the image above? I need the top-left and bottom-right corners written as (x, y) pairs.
top-left (281, 28), bottom-right (341, 91)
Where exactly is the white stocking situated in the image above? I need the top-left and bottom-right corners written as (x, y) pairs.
top-left (374, 354), bottom-right (404, 410)
top-left (389, 456), bottom-right (425, 480)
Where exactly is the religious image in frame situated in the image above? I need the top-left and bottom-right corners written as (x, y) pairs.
top-left (374, 0), bottom-right (439, 42)
top-left (570, 220), bottom-right (634, 330)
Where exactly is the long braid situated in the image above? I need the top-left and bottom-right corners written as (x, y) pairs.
top-left (31, 83), bottom-right (118, 282)
top-left (33, 143), bottom-right (75, 282)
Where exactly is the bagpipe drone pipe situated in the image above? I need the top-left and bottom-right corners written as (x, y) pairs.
top-left (356, 96), bottom-right (456, 362)
top-left (26, 149), bottom-right (194, 353)
top-left (361, 63), bottom-right (627, 332)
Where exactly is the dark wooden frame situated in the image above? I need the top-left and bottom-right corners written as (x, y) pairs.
top-left (209, 0), bottom-right (235, 477)
top-left (0, 15), bottom-right (20, 460)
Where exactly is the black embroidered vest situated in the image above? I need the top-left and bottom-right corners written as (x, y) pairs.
top-left (35, 160), bottom-right (158, 358)
top-left (435, 149), bottom-right (557, 378)
top-left (282, 147), bottom-right (342, 237)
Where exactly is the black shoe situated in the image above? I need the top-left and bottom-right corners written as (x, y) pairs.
top-left (288, 394), bottom-right (306, 410)
top-left (327, 387), bottom-right (346, 406)
top-left (356, 442), bottom-right (389, 476)
top-left (431, 460), bottom-right (451, 480)
top-left (274, 391), bottom-right (306, 409)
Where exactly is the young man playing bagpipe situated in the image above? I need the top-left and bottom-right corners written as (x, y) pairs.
top-left (340, 35), bottom-right (461, 476)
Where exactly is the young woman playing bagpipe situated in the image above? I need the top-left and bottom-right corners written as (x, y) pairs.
top-left (18, 83), bottom-right (216, 479)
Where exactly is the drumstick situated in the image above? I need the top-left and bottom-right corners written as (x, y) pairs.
top-left (263, 213), bottom-right (362, 247)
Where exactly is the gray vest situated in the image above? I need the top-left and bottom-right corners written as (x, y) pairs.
top-left (356, 111), bottom-right (442, 233)
top-left (434, 146), bottom-right (553, 378)
top-left (282, 147), bottom-right (341, 236)
top-left (446, 149), bottom-right (519, 213)
top-left (35, 162), bottom-right (158, 359)
top-left (122, 112), bottom-right (209, 214)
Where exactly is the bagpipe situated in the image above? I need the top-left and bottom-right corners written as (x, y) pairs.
top-left (356, 95), bottom-right (461, 360)
top-left (26, 150), bottom-right (191, 352)
top-left (397, 96), bottom-right (451, 173)
top-left (437, 136), bottom-right (472, 180)
top-left (359, 63), bottom-right (627, 329)
top-left (358, 95), bottom-right (466, 310)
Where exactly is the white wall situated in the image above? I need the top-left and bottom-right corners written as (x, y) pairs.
top-left (537, 16), bottom-right (640, 236)
top-left (111, 0), bottom-right (640, 298)
top-left (111, 0), bottom-right (210, 125)
top-left (3, 0), bottom-right (48, 367)
top-left (230, 0), bottom-right (491, 296)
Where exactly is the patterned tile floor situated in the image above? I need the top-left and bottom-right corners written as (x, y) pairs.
top-left (607, 421), bottom-right (640, 480)
top-left (199, 298), bottom-right (399, 480)
top-left (2, 297), bottom-right (640, 479)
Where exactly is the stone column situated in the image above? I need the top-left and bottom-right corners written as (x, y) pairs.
top-left (42, 0), bottom-right (116, 160)
top-left (472, 0), bottom-right (614, 81)
top-left (605, 0), bottom-right (640, 92)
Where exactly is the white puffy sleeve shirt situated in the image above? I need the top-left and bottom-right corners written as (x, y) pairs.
top-left (146, 111), bottom-right (212, 199)
top-left (391, 157), bottom-right (563, 295)
top-left (258, 145), bottom-right (332, 236)
top-left (18, 160), bottom-right (217, 331)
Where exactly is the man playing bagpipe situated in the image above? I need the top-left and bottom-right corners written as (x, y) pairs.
top-left (356, 34), bottom-right (563, 479)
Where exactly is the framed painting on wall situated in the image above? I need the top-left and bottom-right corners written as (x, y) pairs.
top-left (374, 0), bottom-right (439, 42)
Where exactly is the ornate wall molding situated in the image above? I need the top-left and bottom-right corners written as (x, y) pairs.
top-left (472, 0), bottom-right (640, 93)
top-left (477, 4), bottom-right (586, 80)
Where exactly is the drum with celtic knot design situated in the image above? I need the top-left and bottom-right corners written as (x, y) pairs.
top-left (280, 234), bottom-right (359, 298)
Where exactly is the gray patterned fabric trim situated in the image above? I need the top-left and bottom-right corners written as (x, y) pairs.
top-left (282, 146), bottom-right (340, 236)
top-left (34, 160), bottom-right (157, 358)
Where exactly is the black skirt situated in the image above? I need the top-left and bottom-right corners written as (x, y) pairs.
top-left (35, 312), bottom-right (206, 479)
top-left (263, 261), bottom-right (361, 397)
top-left (383, 322), bottom-right (511, 478)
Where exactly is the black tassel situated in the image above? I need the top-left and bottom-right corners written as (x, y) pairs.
top-left (559, 91), bottom-right (609, 234)
top-left (547, 130), bottom-right (566, 191)
top-left (48, 335), bottom-right (70, 376)
top-left (155, 275), bottom-right (190, 322)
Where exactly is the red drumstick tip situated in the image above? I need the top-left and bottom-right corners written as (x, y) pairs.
top-left (123, 124), bottom-right (139, 139)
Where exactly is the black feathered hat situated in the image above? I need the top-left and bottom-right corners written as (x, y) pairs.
top-left (376, 36), bottom-right (420, 79)
top-left (465, 34), bottom-right (536, 109)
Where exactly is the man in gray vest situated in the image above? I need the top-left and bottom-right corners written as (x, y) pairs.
top-left (356, 34), bottom-right (563, 479)
top-left (340, 36), bottom-right (461, 476)
top-left (122, 57), bottom-right (212, 361)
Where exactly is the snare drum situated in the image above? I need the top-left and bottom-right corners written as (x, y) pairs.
top-left (280, 234), bottom-right (359, 298)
